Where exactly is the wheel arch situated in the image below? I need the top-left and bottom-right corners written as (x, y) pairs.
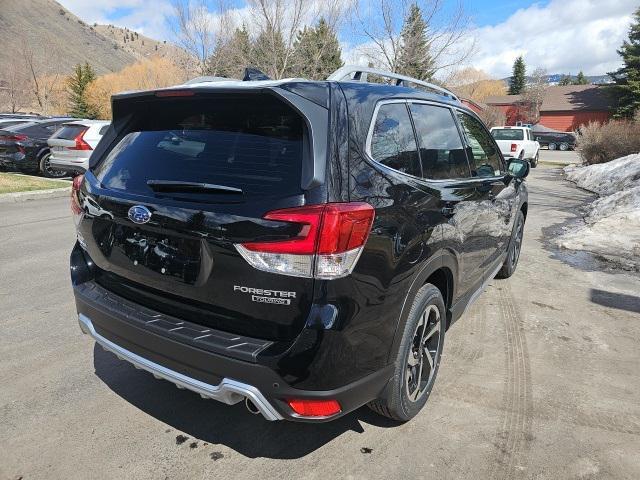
top-left (386, 250), bottom-right (458, 364)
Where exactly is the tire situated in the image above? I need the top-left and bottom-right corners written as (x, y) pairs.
top-left (548, 143), bottom-right (557, 150)
top-left (368, 284), bottom-right (446, 422)
top-left (531, 151), bottom-right (539, 168)
top-left (496, 210), bottom-right (525, 279)
top-left (559, 142), bottom-right (569, 151)
top-left (39, 152), bottom-right (68, 178)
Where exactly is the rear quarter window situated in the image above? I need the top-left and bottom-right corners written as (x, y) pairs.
top-left (93, 96), bottom-right (305, 198)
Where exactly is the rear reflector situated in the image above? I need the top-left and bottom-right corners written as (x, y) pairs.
top-left (236, 202), bottom-right (374, 279)
top-left (287, 399), bottom-right (341, 417)
top-left (155, 90), bottom-right (195, 97)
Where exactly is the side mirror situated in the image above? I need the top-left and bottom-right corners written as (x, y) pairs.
top-left (508, 159), bottom-right (530, 179)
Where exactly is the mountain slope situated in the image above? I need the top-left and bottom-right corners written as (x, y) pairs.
top-left (0, 0), bottom-right (136, 78)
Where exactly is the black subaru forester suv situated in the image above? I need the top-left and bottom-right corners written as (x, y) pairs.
top-left (70, 66), bottom-right (529, 422)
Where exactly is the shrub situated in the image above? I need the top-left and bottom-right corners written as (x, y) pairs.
top-left (576, 119), bottom-right (640, 164)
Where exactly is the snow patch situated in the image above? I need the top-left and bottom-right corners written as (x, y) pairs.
top-left (557, 155), bottom-right (640, 268)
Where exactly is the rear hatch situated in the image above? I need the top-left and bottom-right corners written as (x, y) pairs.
top-left (79, 90), bottom-right (323, 341)
top-left (48, 124), bottom-right (91, 166)
top-left (491, 128), bottom-right (523, 156)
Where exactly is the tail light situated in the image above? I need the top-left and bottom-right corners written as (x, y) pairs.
top-left (0, 134), bottom-right (28, 142)
top-left (287, 399), bottom-right (341, 417)
top-left (70, 129), bottom-right (92, 150)
top-left (510, 143), bottom-right (517, 152)
top-left (71, 174), bottom-right (84, 224)
top-left (235, 202), bottom-right (375, 279)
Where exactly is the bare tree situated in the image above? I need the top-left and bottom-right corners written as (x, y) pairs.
top-left (351, 0), bottom-right (475, 78)
top-left (247, 0), bottom-right (310, 79)
top-left (0, 58), bottom-right (30, 113)
top-left (522, 67), bottom-right (548, 122)
top-left (171, 0), bottom-right (232, 75)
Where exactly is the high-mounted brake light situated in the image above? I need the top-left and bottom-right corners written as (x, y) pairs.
top-left (510, 143), bottom-right (518, 152)
top-left (235, 202), bottom-right (375, 279)
top-left (155, 90), bottom-right (195, 97)
top-left (70, 129), bottom-right (92, 151)
top-left (287, 399), bottom-right (341, 417)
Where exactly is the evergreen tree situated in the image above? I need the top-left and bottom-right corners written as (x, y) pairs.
top-left (574, 70), bottom-right (589, 85)
top-left (209, 25), bottom-right (253, 78)
top-left (609, 7), bottom-right (640, 117)
top-left (252, 25), bottom-right (288, 79)
top-left (509, 56), bottom-right (526, 95)
top-left (558, 74), bottom-right (572, 86)
top-left (293, 18), bottom-right (343, 80)
top-left (67, 62), bottom-right (99, 119)
top-left (396, 4), bottom-right (435, 80)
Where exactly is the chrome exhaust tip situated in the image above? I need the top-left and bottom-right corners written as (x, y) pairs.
top-left (245, 397), bottom-right (261, 415)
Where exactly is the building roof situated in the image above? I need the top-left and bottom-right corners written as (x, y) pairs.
top-left (539, 85), bottom-right (612, 112)
top-left (484, 85), bottom-right (613, 112)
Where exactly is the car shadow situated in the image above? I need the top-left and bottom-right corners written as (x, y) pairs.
top-left (92, 344), bottom-right (400, 459)
top-left (590, 289), bottom-right (640, 315)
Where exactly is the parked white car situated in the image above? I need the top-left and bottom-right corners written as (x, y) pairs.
top-left (48, 120), bottom-right (110, 174)
top-left (490, 126), bottom-right (540, 168)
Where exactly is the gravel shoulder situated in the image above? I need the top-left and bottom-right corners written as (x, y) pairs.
top-left (1, 170), bottom-right (639, 480)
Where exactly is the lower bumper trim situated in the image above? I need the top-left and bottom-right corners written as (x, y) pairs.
top-left (78, 313), bottom-right (284, 421)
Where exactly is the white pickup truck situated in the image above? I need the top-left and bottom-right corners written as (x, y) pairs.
top-left (490, 126), bottom-right (540, 168)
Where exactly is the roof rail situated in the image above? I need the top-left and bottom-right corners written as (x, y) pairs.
top-left (327, 65), bottom-right (459, 101)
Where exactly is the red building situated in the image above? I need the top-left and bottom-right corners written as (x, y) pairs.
top-left (484, 85), bottom-right (613, 132)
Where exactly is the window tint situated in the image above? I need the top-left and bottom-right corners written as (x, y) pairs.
top-left (491, 128), bottom-right (523, 141)
top-left (94, 96), bottom-right (304, 197)
top-left (409, 104), bottom-right (470, 179)
top-left (457, 112), bottom-right (504, 177)
top-left (54, 125), bottom-right (87, 140)
top-left (370, 103), bottom-right (421, 177)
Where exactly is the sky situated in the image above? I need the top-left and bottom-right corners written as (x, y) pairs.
top-left (56, 0), bottom-right (637, 79)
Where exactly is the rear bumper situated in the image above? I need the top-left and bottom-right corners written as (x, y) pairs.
top-left (49, 154), bottom-right (88, 173)
top-left (0, 152), bottom-right (38, 171)
top-left (50, 160), bottom-right (85, 174)
top-left (72, 248), bottom-right (393, 421)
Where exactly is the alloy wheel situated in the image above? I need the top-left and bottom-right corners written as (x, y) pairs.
top-left (405, 304), bottom-right (442, 402)
top-left (510, 216), bottom-right (524, 268)
top-left (42, 153), bottom-right (67, 178)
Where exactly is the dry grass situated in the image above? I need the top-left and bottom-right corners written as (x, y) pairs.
top-left (0, 173), bottom-right (68, 194)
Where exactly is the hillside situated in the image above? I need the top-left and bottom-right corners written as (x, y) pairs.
top-left (0, 0), bottom-right (136, 78)
top-left (93, 24), bottom-right (193, 72)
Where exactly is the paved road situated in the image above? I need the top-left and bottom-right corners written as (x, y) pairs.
top-left (538, 148), bottom-right (580, 165)
top-left (1, 169), bottom-right (639, 479)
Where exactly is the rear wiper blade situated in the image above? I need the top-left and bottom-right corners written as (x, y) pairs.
top-left (147, 180), bottom-right (243, 195)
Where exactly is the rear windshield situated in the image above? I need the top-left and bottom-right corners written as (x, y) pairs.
top-left (491, 129), bottom-right (524, 140)
top-left (94, 96), bottom-right (305, 198)
top-left (54, 124), bottom-right (87, 140)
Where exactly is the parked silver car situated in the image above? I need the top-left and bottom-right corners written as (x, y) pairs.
top-left (48, 120), bottom-right (110, 174)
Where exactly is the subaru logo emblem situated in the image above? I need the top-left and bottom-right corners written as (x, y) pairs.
top-left (128, 205), bottom-right (152, 224)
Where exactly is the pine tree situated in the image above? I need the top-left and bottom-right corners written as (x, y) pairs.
top-left (558, 74), bottom-right (572, 86)
top-left (293, 18), bottom-right (343, 80)
top-left (67, 62), bottom-right (99, 119)
top-left (609, 7), bottom-right (640, 117)
top-left (252, 26), bottom-right (288, 79)
top-left (209, 25), bottom-right (253, 78)
top-left (396, 4), bottom-right (434, 80)
top-left (509, 56), bottom-right (526, 95)
top-left (574, 71), bottom-right (588, 85)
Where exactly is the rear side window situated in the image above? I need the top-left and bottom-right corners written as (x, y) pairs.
top-left (409, 104), bottom-right (470, 179)
top-left (94, 96), bottom-right (305, 197)
top-left (369, 103), bottom-right (421, 177)
top-left (54, 125), bottom-right (87, 140)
